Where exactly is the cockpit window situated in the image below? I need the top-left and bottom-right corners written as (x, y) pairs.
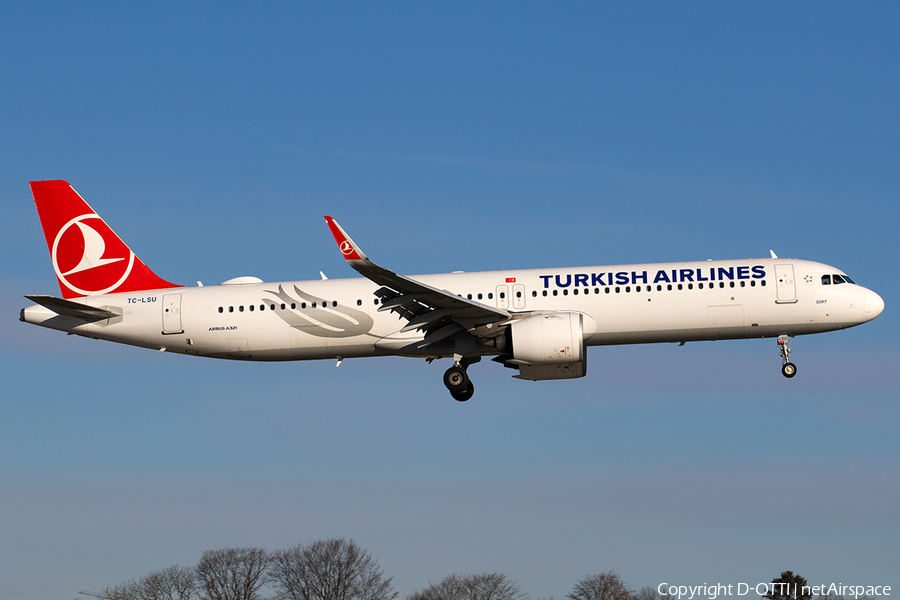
top-left (822, 275), bottom-right (831, 285)
top-left (832, 274), bottom-right (846, 284)
top-left (843, 275), bottom-right (856, 284)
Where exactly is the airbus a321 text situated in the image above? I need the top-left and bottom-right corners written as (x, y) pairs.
top-left (21, 181), bottom-right (884, 401)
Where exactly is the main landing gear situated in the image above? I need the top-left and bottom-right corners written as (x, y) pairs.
top-left (443, 363), bottom-right (475, 402)
top-left (778, 334), bottom-right (797, 378)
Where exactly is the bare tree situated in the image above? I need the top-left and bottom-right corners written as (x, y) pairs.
top-left (195, 547), bottom-right (271, 600)
top-left (90, 581), bottom-right (139, 600)
top-left (407, 572), bottom-right (524, 600)
top-left (633, 587), bottom-right (664, 600)
top-left (567, 571), bottom-right (633, 600)
top-left (269, 538), bottom-right (397, 600)
top-left (91, 565), bottom-right (197, 600)
top-left (407, 573), bottom-right (466, 600)
top-left (143, 565), bottom-right (198, 600)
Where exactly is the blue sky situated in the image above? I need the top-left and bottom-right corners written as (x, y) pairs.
top-left (1, 3), bottom-right (898, 599)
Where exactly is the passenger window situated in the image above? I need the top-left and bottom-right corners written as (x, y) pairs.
top-left (532, 291), bottom-right (537, 297)
top-left (478, 293), bottom-right (483, 300)
top-left (552, 290), bottom-right (558, 296)
top-left (740, 281), bottom-right (745, 287)
top-left (573, 289), bottom-right (578, 295)
top-left (333, 301), bottom-right (337, 307)
top-left (488, 293), bottom-right (494, 299)
top-left (229, 306), bottom-right (234, 313)
top-left (239, 306), bottom-right (244, 312)
top-left (249, 305), bottom-right (255, 311)
top-left (281, 303), bottom-right (286, 310)
top-left (357, 299), bottom-right (362, 306)
top-left (301, 302), bottom-right (307, 309)
top-left (543, 290), bottom-right (548, 297)
top-left (822, 275), bottom-right (831, 285)
top-left (499, 292), bottom-right (505, 299)
top-left (218, 307), bottom-right (223, 313)
top-left (291, 303), bottom-right (296, 309)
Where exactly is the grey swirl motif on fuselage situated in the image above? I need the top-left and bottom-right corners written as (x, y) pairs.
top-left (263, 285), bottom-right (375, 338)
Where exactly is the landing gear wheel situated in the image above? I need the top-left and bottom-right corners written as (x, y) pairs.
top-left (443, 366), bottom-right (470, 393)
top-left (451, 382), bottom-right (475, 402)
top-left (777, 335), bottom-right (797, 379)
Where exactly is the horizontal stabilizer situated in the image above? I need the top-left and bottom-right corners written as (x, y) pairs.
top-left (25, 295), bottom-right (120, 321)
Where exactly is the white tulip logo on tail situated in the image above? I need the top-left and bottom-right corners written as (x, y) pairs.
top-left (51, 214), bottom-right (135, 296)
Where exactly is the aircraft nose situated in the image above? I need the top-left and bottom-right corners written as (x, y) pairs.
top-left (866, 289), bottom-right (885, 320)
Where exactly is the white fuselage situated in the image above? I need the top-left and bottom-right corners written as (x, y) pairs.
top-left (21, 257), bottom-right (883, 362)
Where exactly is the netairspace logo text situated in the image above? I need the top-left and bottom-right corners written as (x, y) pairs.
top-left (658, 583), bottom-right (892, 600)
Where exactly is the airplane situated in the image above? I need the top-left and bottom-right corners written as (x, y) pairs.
top-left (20, 180), bottom-right (884, 401)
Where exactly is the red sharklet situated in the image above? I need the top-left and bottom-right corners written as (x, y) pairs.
top-left (324, 215), bottom-right (363, 261)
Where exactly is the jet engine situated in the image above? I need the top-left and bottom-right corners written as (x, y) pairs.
top-left (501, 312), bottom-right (587, 380)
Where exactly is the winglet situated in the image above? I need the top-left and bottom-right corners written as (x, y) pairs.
top-left (324, 216), bottom-right (368, 262)
top-left (770, 250), bottom-right (778, 259)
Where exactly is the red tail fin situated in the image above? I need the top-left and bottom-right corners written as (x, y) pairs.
top-left (29, 180), bottom-right (181, 298)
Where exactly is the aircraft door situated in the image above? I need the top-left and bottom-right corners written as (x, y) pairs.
top-left (512, 284), bottom-right (526, 309)
top-left (775, 264), bottom-right (797, 303)
top-left (162, 294), bottom-right (183, 333)
top-left (496, 285), bottom-right (509, 309)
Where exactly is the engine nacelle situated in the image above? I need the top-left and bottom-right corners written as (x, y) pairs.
top-left (505, 312), bottom-right (587, 380)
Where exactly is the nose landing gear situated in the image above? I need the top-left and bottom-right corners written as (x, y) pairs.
top-left (444, 364), bottom-right (475, 401)
top-left (778, 335), bottom-right (797, 378)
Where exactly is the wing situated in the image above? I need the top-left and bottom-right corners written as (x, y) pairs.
top-left (324, 216), bottom-right (510, 348)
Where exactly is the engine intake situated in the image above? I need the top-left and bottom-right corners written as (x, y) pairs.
top-left (504, 312), bottom-right (586, 380)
